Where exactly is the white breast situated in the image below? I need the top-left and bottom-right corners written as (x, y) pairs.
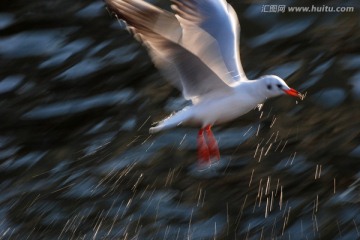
top-left (191, 92), bottom-right (260, 126)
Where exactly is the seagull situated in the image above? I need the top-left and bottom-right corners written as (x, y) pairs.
top-left (105, 0), bottom-right (303, 166)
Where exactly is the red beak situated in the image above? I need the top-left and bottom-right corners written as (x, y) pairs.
top-left (284, 88), bottom-right (302, 98)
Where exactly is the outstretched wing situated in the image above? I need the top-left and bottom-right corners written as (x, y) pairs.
top-left (171, 0), bottom-right (247, 81)
top-left (105, 0), bottom-right (233, 102)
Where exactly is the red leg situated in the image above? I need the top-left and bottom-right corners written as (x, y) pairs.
top-left (197, 128), bottom-right (210, 166)
top-left (205, 125), bottom-right (220, 161)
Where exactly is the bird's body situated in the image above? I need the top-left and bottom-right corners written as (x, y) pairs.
top-left (106, 0), bottom-right (302, 166)
top-left (150, 81), bottom-right (266, 133)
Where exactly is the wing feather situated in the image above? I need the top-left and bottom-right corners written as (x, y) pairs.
top-left (172, 0), bottom-right (247, 81)
top-left (106, 0), bottom-right (232, 102)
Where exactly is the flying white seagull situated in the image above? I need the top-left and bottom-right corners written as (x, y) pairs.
top-left (105, 0), bottom-right (302, 166)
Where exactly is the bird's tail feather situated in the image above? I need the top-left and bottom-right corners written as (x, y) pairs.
top-left (149, 108), bottom-right (191, 134)
top-left (149, 125), bottom-right (164, 134)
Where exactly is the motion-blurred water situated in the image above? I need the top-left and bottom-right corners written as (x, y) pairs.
top-left (0, 0), bottom-right (359, 239)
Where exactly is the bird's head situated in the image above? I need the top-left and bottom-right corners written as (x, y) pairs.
top-left (260, 75), bottom-right (302, 99)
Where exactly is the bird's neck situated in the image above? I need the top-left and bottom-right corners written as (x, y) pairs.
top-left (239, 80), bottom-right (268, 102)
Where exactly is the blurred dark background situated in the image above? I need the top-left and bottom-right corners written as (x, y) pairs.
top-left (0, 0), bottom-right (359, 239)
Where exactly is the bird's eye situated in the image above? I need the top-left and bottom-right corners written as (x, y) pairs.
top-left (277, 84), bottom-right (282, 89)
top-left (267, 85), bottom-right (272, 90)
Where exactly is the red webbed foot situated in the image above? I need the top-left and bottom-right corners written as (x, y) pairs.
top-left (205, 125), bottom-right (220, 162)
top-left (197, 128), bottom-right (210, 167)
